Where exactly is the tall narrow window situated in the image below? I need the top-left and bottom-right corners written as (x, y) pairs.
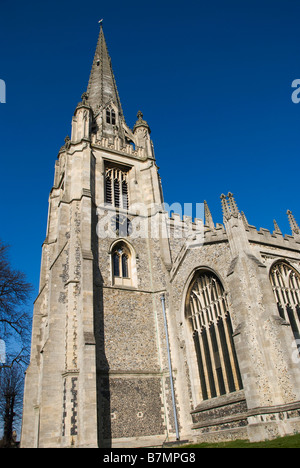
top-left (114, 178), bottom-right (120, 208)
top-left (105, 175), bottom-right (112, 205)
top-left (122, 254), bottom-right (129, 278)
top-left (186, 271), bottom-right (243, 401)
top-left (270, 262), bottom-right (300, 345)
top-left (111, 110), bottom-right (116, 125)
top-left (122, 180), bottom-right (128, 210)
top-left (113, 252), bottom-right (120, 277)
top-left (105, 167), bottom-right (129, 210)
top-left (111, 242), bottom-right (132, 286)
top-left (106, 108), bottom-right (116, 125)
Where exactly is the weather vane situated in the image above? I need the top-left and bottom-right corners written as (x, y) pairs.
top-left (98, 19), bottom-right (103, 26)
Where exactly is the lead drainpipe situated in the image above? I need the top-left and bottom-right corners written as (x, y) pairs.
top-left (160, 293), bottom-right (180, 441)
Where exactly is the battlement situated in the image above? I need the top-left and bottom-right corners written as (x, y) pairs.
top-left (166, 203), bottom-right (300, 253)
top-left (219, 192), bottom-right (300, 250)
top-left (167, 211), bottom-right (228, 244)
top-left (247, 224), bottom-right (300, 250)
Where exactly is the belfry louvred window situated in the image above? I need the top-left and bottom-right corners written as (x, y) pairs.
top-left (105, 167), bottom-right (129, 209)
top-left (270, 262), bottom-right (300, 345)
top-left (186, 271), bottom-right (243, 401)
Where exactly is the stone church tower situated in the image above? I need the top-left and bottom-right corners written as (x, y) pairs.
top-left (21, 26), bottom-right (300, 448)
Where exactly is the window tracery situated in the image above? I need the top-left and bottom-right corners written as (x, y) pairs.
top-left (111, 242), bottom-right (133, 287)
top-left (113, 246), bottom-right (129, 279)
top-left (186, 271), bottom-right (243, 401)
top-left (270, 262), bottom-right (300, 343)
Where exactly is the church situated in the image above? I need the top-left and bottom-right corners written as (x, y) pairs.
top-left (21, 25), bottom-right (300, 448)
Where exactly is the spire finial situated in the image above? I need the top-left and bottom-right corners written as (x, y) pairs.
top-left (98, 19), bottom-right (103, 27)
top-left (241, 211), bottom-right (249, 229)
top-left (133, 110), bottom-right (151, 133)
top-left (220, 194), bottom-right (230, 220)
top-left (64, 135), bottom-right (71, 150)
top-left (204, 200), bottom-right (214, 229)
top-left (81, 92), bottom-right (89, 104)
top-left (287, 210), bottom-right (300, 235)
top-left (220, 192), bottom-right (240, 221)
top-left (273, 219), bottom-right (282, 235)
top-left (227, 192), bottom-right (239, 218)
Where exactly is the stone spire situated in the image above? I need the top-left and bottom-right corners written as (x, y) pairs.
top-left (86, 24), bottom-right (123, 116)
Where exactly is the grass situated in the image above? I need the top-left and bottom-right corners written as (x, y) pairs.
top-left (178, 433), bottom-right (300, 448)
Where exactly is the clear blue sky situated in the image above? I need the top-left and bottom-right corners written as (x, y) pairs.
top-left (1, 0), bottom-right (300, 301)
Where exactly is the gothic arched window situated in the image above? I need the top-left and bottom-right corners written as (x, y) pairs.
top-left (113, 247), bottom-right (129, 278)
top-left (111, 242), bottom-right (132, 286)
top-left (105, 167), bottom-right (129, 210)
top-left (270, 262), bottom-right (300, 343)
top-left (186, 271), bottom-right (243, 401)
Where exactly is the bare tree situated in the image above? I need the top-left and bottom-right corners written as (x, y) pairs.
top-left (0, 240), bottom-right (33, 368)
top-left (0, 365), bottom-right (24, 447)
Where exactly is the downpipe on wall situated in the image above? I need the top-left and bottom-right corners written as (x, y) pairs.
top-left (160, 293), bottom-right (180, 441)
